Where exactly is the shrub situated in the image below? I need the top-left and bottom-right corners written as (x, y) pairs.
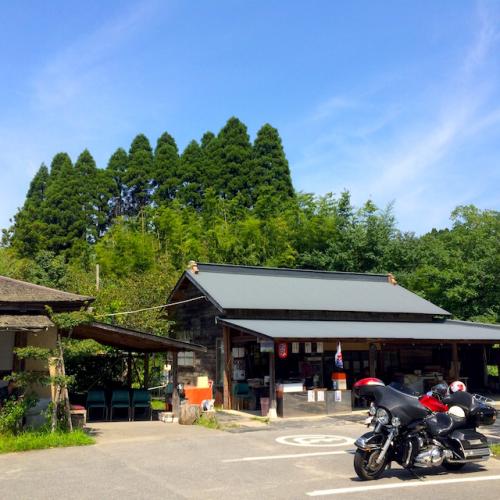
top-left (0, 397), bottom-right (37, 436)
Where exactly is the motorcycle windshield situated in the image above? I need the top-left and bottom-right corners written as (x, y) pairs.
top-left (371, 385), bottom-right (430, 425)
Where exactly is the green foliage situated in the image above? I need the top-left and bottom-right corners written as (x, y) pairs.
top-left (0, 429), bottom-right (94, 453)
top-left (195, 412), bottom-right (220, 429)
top-left (0, 397), bottom-right (37, 436)
top-left (125, 134), bottom-right (154, 214)
top-left (95, 219), bottom-right (157, 277)
top-left (1, 117), bottom-right (498, 327)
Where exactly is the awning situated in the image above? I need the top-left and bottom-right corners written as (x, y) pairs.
top-left (218, 318), bottom-right (500, 342)
top-left (0, 315), bottom-right (54, 331)
top-left (69, 322), bottom-right (207, 353)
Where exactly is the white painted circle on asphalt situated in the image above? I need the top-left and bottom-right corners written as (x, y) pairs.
top-left (275, 434), bottom-right (355, 447)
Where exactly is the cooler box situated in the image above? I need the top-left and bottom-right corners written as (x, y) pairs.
top-left (332, 372), bottom-right (347, 390)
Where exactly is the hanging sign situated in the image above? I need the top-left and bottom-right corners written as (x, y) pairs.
top-left (316, 342), bottom-right (324, 353)
top-left (292, 342), bottom-right (299, 354)
top-left (305, 342), bottom-right (312, 354)
top-left (260, 341), bottom-right (274, 353)
top-left (278, 342), bottom-right (288, 359)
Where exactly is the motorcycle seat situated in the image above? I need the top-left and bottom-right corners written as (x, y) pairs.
top-left (426, 412), bottom-right (465, 437)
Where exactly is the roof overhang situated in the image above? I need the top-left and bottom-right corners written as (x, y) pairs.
top-left (0, 315), bottom-right (55, 331)
top-left (218, 318), bottom-right (500, 343)
top-left (67, 322), bottom-right (207, 353)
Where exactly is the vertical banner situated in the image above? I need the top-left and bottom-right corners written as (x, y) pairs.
top-left (335, 341), bottom-right (343, 369)
top-left (305, 342), bottom-right (312, 354)
top-left (278, 342), bottom-right (288, 359)
top-left (316, 342), bottom-right (323, 353)
top-left (292, 342), bottom-right (299, 354)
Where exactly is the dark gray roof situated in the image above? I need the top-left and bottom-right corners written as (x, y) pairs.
top-left (219, 318), bottom-right (500, 341)
top-left (0, 275), bottom-right (93, 311)
top-left (0, 315), bottom-right (54, 330)
top-left (185, 263), bottom-right (449, 316)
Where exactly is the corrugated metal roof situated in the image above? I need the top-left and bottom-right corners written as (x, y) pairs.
top-left (186, 263), bottom-right (449, 316)
top-left (220, 319), bottom-right (500, 341)
top-left (0, 315), bottom-right (54, 330)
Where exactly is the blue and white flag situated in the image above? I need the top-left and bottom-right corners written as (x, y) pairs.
top-left (335, 341), bottom-right (343, 369)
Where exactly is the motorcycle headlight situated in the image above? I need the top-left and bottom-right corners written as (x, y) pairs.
top-left (391, 416), bottom-right (401, 427)
top-left (375, 407), bottom-right (390, 425)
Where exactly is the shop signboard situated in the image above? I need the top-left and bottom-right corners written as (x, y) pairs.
top-left (278, 342), bottom-right (288, 359)
top-left (260, 340), bottom-right (274, 353)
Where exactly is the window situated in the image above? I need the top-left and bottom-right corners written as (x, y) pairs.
top-left (178, 351), bottom-right (195, 367)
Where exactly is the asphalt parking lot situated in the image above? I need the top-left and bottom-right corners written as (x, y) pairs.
top-left (1, 417), bottom-right (500, 500)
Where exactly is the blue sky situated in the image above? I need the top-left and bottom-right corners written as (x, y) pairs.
top-left (1, 1), bottom-right (499, 233)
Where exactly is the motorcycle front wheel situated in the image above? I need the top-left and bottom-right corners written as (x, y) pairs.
top-left (354, 449), bottom-right (388, 481)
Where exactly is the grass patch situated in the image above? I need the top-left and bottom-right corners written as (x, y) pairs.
top-left (0, 429), bottom-right (95, 454)
top-left (491, 444), bottom-right (500, 458)
top-left (195, 413), bottom-right (220, 430)
top-left (151, 399), bottom-right (166, 411)
top-left (250, 416), bottom-right (270, 424)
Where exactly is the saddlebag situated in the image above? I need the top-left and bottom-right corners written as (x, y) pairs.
top-left (450, 429), bottom-right (490, 461)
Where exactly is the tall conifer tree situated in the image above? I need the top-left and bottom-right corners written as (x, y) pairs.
top-left (107, 148), bottom-right (128, 217)
top-left (42, 152), bottom-right (82, 253)
top-left (252, 124), bottom-right (294, 204)
top-left (153, 132), bottom-right (180, 204)
top-left (10, 164), bottom-right (50, 256)
top-left (178, 140), bottom-right (204, 209)
top-left (125, 134), bottom-right (153, 214)
top-left (212, 117), bottom-right (253, 204)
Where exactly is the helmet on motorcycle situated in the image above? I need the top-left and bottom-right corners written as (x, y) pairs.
top-left (430, 382), bottom-right (449, 400)
top-left (449, 380), bottom-right (466, 393)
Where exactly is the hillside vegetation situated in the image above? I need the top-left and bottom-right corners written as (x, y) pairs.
top-left (1, 117), bottom-right (498, 332)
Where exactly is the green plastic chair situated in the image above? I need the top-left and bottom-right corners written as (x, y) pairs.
top-left (232, 383), bottom-right (254, 410)
top-left (110, 389), bottom-right (131, 421)
top-left (131, 389), bottom-right (152, 421)
top-left (86, 390), bottom-right (107, 421)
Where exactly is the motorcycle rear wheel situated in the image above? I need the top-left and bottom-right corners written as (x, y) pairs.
top-left (354, 449), bottom-right (388, 480)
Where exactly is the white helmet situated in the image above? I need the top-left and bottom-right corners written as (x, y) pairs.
top-left (449, 380), bottom-right (466, 393)
top-left (448, 405), bottom-right (466, 418)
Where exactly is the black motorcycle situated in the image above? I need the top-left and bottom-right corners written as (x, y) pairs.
top-left (352, 378), bottom-right (496, 480)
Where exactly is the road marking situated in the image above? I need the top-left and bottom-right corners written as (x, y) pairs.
top-left (276, 434), bottom-right (355, 447)
top-left (222, 449), bottom-right (354, 463)
top-left (306, 474), bottom-right (500, 496)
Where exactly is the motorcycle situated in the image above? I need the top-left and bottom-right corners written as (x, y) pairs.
top-left (352, 377), bottom-right (496, 480)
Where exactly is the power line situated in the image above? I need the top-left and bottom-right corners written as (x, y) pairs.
top-left (94, 296), bottom-right (206, 318)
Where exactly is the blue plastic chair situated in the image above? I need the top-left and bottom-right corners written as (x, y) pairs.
top-left (110, 389), bottom-right (131, 421)
top-left (131, 389), bottom-right (152, 421)
top-left (86, 390), bottom-right (107, 421)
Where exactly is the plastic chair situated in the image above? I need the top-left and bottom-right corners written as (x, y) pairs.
top-left (86, 390), bottom-right (107, 421)
top-left (110, 389), bottom-right (131, 421)
top-left (131, 389), bottom-right (152, 421)
top-left (232, 383), bottom-right (254, 410)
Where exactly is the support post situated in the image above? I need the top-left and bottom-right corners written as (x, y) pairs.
top-left (171, 351), bottom-right (180, 418)
top-left (143, 353), bottom-right (150, 389)
top-left (451, 343), bottom-right (459, 379)
top-left (369, 343), bottom-right (377, 378)
top-left (268, 347), bottom-right (277, 418)
top-left (127, 351), bottom-right (132, 389)
top-left (223, 326), bottom-right (233, 409)
top-left (483, 345), bottom-right (489, 388)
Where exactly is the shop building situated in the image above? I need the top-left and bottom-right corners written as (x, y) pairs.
top-left (168, 262), bottom-right (500, 417)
